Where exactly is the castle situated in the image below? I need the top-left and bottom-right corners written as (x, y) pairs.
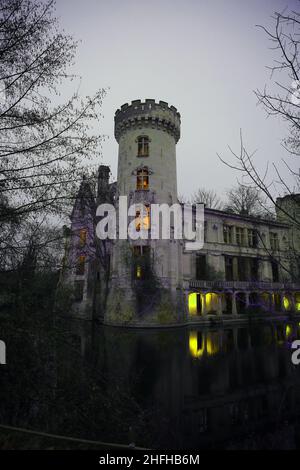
top-left (59, 99), bottom-right (300, 326)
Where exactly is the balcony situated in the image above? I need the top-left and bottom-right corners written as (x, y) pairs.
top-left (188, 280), bottom-right (300, 291)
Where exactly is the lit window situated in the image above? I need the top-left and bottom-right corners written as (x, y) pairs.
top-left (76, 255), bottom-right (85, 275)
top-left (135, 205), bottom-right (150, 232)
top-left (133, 245), bottom-right (150, 280)
top-left (135, 210), bottom-right (141, 232)
top-left (79, 229), bottom-right (87, 247)
top-left (136, 168), bottom-right (149, 190)
top-left (137, 136), bottom-right (149, 157)
top-left (248, 229), bottom-right (258, 248)
top-left (136, 265), bottom-right (142, 279)
top-left (283, 295), bottom-right (290, 310)
top-left (270, 232), bottom-right (279, 250)
top-left (235, 227), bottom-right (244, 246)
top-left (223, 225), bottom-right (233, 244)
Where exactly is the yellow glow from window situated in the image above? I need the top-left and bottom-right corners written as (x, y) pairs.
top-left (286, 324), bottom-right (292, 338)
top-left (283, 296), bottom-right (290, 310)
top-left (136, 169), bottom-right (149, 190)
top-left (136, 265), bottom-right (142, 279)
top-left (189, 331), bottom-right (204, 358)
top-left (143, 205), bottom-right (150, 230)
top-left (135, 206), bottom-right (150, 231)
top-left (188, 293), bottom-right (198, 315)
top-left (135, 210), bottom-right (141, 232)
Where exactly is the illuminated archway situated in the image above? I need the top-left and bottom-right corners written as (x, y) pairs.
top-left (283, 294), bottom-right (291, 311)
top-left (188, 292), bottom-right (201, 315)
top-left (205, 292), bottom-right (219, 314)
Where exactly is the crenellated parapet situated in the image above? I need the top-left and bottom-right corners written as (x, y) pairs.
top-left (114, 99), bottom-right (181, 143)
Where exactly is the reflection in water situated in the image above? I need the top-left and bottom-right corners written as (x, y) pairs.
top-left (189, 331), bottom-right (221, 358)
top-left (189, 331), bottom-right (205, 358)
top-left (1, 319), bottom-right (300, 449)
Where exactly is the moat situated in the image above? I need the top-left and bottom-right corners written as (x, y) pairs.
top-left (1, 316), bottom-right (300, 449)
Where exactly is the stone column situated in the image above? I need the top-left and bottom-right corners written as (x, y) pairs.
top-left (291, 293), bottom-right (296, 312)
top-left (279, 293), bottom-right (284, 312)
top-left (201, 293), bottom-right (207, 316)
top-left (233, 257), bottom-right (239, 281)
top-left (217, 294), bottom-right (223, 316)
top-left (232, 293), bottom-right (238, 315)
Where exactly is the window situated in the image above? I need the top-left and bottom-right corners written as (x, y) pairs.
top-left (74, 280), bottom-right (84, 302)
top-left (249, 258), bottom-right (259, 281)
top-left (133, 245), bottom-right (150, 279)
top-left (235, 227), bottom-right (244, 246)
top-left (76, 255), bottom-right (85, 275)
top-left (196, 255), bottom-right (206, 280)
top-left (238, 257), bottom-right (247, 281)
top-left (79, 228), bottom-right (87, 247)
top-left (223, 225), bottom-right (233, 244)
top-left (248, 229), bottom-right (258, 248)
top-left (136, 265), bottom-right (142, 279)
top-left (204, 221), bottom-right (207, 242)
top-left (271, 261), bottom-right (279, 282)
top-left (135, 205), bottom-right (150, 232)
top-left (225, 256), bottom-right (234, 281)
top-left (137, 136), bottom-right (149, 157)
top-left (133, 245), bottom-right (150, 256)
top-left (136, 168), bottom-right (149, 190)
top-left (270, 232), bottom-right (279, 250)
top-left (142, 205), bottom-right (150, 230)
top-left (135, 209), bottom-right (141, 232)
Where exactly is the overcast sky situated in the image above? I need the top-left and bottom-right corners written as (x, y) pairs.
top-left (56, 0), bottom-right (298, 199)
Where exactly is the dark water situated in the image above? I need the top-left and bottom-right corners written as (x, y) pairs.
top-left (1, 317), bottom-right (300, 449)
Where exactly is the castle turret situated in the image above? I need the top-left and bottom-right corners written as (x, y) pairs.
top-left (105, 99), bottom-right (183, 325)
top-left (115, 99), bottom-right (180, 203)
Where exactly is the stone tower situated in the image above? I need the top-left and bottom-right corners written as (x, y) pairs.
top-left (105, 99), bottom-right (184, 325)
top-left (115, 99), bottom-right (180, 202)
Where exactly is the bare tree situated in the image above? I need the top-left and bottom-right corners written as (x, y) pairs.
top-left (0, 0), bottom-right (105, 268)
top-left (219, 6), bottom-right (300, 228)
top-left (190, 188), bottom-right (223, 209)
top-left (224, 183), bottom-right (273, 218)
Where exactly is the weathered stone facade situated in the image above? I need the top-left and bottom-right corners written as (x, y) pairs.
top-left (59, 99), bottom-right (300, 326)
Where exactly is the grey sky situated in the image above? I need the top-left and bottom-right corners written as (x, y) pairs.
top-left (56, 0), bottom-right (298, 199)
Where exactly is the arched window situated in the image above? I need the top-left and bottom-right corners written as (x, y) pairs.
top-left (135, 204), bottom-right (150, 232)
top-left (136, 168), bottom-right (149, 190)
top-left (137, 136), bottom-right (149, 157)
